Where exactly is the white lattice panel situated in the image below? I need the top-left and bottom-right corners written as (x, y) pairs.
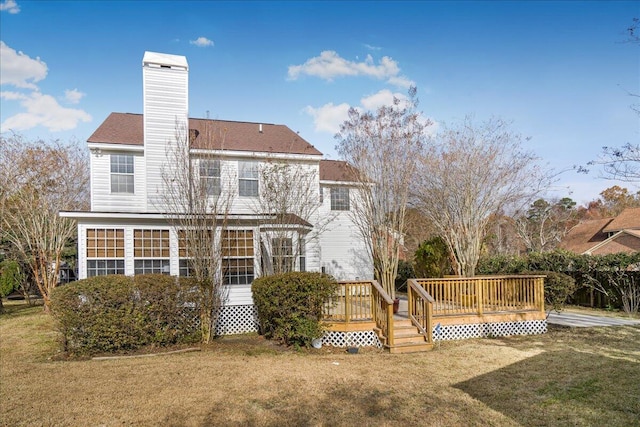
top-left (214, 305), bottom-right (260, 335)
top-left (432, 320), bottom-right (547, 341)
top-left (322, 330), bottom-right (383, 348)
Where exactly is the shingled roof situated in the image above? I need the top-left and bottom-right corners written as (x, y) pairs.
top-left (558, 218), bottom-right (613, 254)
top-left (319, 159), bottom-right (359, 182)
top-left (88, 112), bottom-right (322, 156)
top-left (602, 207), bottom-right (640, 233)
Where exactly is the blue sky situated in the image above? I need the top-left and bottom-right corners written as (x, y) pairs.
top-left (1, 0), bottom-right (638, 204)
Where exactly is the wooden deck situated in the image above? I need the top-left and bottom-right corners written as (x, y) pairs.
top-left (323, 276), bottom-right (546, 352)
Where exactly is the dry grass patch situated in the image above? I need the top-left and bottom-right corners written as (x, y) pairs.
top-left (1, 300), bottom-right (639, 426)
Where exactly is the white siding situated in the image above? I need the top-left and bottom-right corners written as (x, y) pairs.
top-left (90, 150), bottom-right (147, 212)
top-left (143, 58), bottom-right (189, 213)
top-left (317, 184), bottom-right (373, 280)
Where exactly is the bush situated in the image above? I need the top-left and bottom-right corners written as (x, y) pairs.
top-left (0, 260), bottom-right (21, 297)
top-left (523, 270), bottom-right (577, 313)
top-left (252, 272), bottom-right (339, 347)
top-left (395, 260), bottom-right (415, 292)
top-left (414, 236), bottom-right (453, 278)
top-left (51, 274), bottom-right (199, 355)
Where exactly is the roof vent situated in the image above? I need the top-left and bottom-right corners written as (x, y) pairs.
top-left (259, 124), bottom-right (263, 133)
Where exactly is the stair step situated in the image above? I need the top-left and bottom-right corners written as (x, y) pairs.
top-left (393, 319), bottom-right (413, 328)
top-left (393, 335), bottom-right (427, 345)
top-left (388, 342), bottom-right (434, 354)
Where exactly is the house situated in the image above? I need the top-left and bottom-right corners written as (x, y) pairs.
top-left (559, 207), bottom-right (640, 255)
top-left (61, 51), bottom-right (372, 334)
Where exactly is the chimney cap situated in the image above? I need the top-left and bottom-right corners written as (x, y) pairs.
top-left (143, 51), bottom-right (188, 70)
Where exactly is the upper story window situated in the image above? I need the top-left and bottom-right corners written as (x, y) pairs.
top-left (238, 161), bottom-right (259, 197)
top-left (110, 154), bottom-right (134, 194)
top-left (199, 159), bottom-right (221, 196)
top-left (330, 187), bottom-right (350, 211)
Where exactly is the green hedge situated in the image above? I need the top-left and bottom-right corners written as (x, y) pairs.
top-left (478, 250), bottom-right (640, 313)
top-left (51, 274), bottom-right (200, 355)
top-left (522, 270), bottom-right (577, 313)
top-left (252, 272), bottom-right (339, 347)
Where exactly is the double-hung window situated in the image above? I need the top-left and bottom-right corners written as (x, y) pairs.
top-left (330, 187), bottom-right (350, 211)
top-left (238, 161), bottom-right (259, 197)
top-left (222, 230), bottom-right (255, 285)
top-left (133, 229), bottom-right (170, 275)
top-left (86, 228), bottom-right (125, 276)
top-left (110, 154), bottom-right (134, 193)
top-left (199, 159), bottom-right (221, 196)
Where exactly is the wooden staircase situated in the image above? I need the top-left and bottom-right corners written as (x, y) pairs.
top-left (378, 319), bottom-right (433, 354)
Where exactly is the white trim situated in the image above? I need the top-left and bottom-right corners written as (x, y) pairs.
top-left (88, 142), bottom-right (145, 153)
top-left (190, 148), bottom-right (322, 161)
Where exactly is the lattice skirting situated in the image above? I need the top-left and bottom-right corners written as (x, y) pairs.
top-left (322, 330), bottom-right (383, 348)
top-left (432, 319), bottom-right (547, 341)
top-left (182, 305), bottom-right (260, 335)
top-left (214, 305), bottom-right (260, 335)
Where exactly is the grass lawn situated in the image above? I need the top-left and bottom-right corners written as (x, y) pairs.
top-left (1, 301), bottom-right (639, 427)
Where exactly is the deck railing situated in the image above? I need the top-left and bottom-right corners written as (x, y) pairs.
top-left (323, 280), bottom-right (394, 346)
top-left (407, 279), bottom-right (434, 344)
top-left (414, 275), bottom-right (545, 317)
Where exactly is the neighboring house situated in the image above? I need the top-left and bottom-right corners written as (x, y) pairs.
top-left (61, 51), bottom-right (372, 333)
top-left (559, 207), bottom-right (640, 255)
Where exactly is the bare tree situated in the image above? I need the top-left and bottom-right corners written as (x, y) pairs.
top-left (588, 143), bottom-right (640, 184)
top-left (415, 117), bottom-right (552, 277)
top-left (255, 160), bottom-right (328, 275)
top-left (584, 18), bottom-right (640, 183)
top-left (515, 197), bottom-right (578, 253)
top-left (0, 134), bottom-right (89, 311)
top-left (336, 87), bottom-right (430, 298)
top-left (161, 123), bottom-right (234, 343)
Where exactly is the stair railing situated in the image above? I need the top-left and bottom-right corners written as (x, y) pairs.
top-left (407, 279), bottom-right (434, 344)
top-left (369, 279), bottom-right (395, 348)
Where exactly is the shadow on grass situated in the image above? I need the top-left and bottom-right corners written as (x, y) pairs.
top-left (0, 300), bottom-right (43, 318)
top-left (454, 349), bottom-right (640, 427)
top-left (159, 382), bottom-right (478, 426)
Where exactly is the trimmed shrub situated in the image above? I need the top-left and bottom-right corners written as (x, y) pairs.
top-left (252, 272), bottom-right (339, 347)
top-left (51, 274), bottom-right (199, 355)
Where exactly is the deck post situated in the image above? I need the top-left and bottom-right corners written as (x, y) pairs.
top-left (476, 278), bottom-right (484, 316)
top-left (344, 284), bottom-right (351, 326)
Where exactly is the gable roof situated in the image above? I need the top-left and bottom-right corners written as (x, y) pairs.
top-left (558, 217), bottom-right (613, 254)
top-left (602, 207), bottom-right (640, 233)
top-left (583, 229), bottom-right (640, 255)
top-left (319, 159), bottom-right (359, 182)
top-left (88, 112), bottom-right (322, 156)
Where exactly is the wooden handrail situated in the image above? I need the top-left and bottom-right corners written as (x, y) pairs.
top-left (369, 279), bottom-right (395, 348)
top-left (407, 279), bottom-right (434, 344)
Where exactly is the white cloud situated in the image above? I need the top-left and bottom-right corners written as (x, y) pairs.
top-left (0, 0), bottom-right (20, 14)
top-left (1, 91), bottom-right (92, 132)
top-left (0, 41), bottom-right (47, 89)
top-left (360, 89), bottom-right (405, 110)
top-left (304, 89), bottom-right (437, 136)
top-left (364, 43), bottom-right (382, 51)
top-left (190, 37), bottom-right (214, 47)
top-left (64, 88), bottom-right (85, 104)
top-left (288, 50), bottom-right (410, 88)
top-left (387, 75), bottom-right (415, 89)
top-left (303, 102), bottom-right (353, 134)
